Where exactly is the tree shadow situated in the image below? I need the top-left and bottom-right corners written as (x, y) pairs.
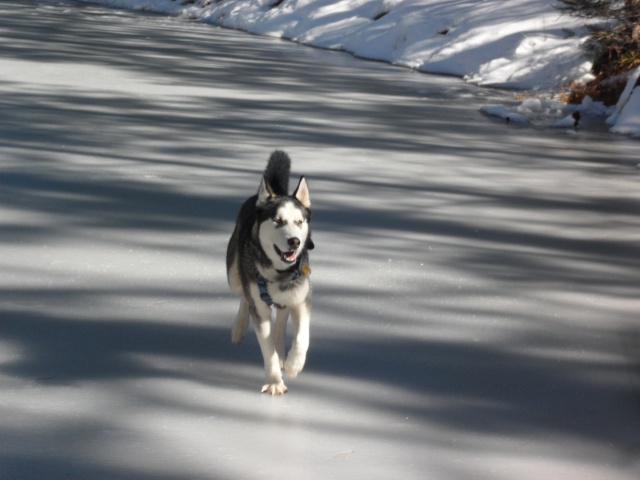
top-left (2, 1), bottom-right (640, 479)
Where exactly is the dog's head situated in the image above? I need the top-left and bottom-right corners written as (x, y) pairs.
top-left (256, 176), bottom-right (312, 270)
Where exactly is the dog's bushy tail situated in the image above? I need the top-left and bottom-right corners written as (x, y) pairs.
top-left (264, 150), bottom-right (291, 196)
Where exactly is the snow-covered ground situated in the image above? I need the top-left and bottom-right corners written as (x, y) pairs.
top-left (608, 66), bottom-right (640, 136)
top-left (2, 1), bottom-right (640, 479)
top-left (85, 0), bottom-right (640, 137)
top-left (87, 0), bottom-right (596, 90)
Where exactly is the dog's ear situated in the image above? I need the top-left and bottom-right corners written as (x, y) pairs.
top-left (293, 176), bottom-right (310, 209)
top-left (256, 176), bottom-right (275, 207)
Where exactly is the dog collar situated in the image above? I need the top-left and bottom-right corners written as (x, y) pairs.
top-left (256, 261), bottom-right (310, 307)
top-left (277, 260), bottom-right (311, 278)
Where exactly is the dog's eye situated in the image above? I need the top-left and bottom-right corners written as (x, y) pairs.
top-left (275, 218), bottom-right (285, 226)
top-left (295, 220), bottom-right (304, 226)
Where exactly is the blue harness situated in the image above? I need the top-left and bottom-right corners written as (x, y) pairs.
top-left (256, 272), bottom-right (276, 307)
top-left (256, 262), bottom-right (306, 307)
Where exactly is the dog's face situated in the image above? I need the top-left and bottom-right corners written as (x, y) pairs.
top-left (257, 177), bottom-right (311, 269)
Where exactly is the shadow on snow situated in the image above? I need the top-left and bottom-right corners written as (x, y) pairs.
top-left (1, 1), bottom-right (640, 478)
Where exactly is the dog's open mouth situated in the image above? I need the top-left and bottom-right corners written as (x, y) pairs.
top-left (274, 245), bottom-right (297, 264)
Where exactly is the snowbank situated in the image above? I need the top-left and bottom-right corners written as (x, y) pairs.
top-left (88, 0), bottom-right (593, 90)
top-left (84, 0), bottom-right (640, 137)
top-left (607, 66), bottom-right (640, 138)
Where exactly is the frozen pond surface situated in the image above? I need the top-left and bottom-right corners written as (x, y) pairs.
top-left (1, 1), bottom-right (639, 479)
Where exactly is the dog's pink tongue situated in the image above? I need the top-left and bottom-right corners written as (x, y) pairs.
top-left (284, 251), bottom-right (296, 261)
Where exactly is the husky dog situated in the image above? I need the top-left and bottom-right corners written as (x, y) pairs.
top-left (226, 151), bottom-right (313, 394)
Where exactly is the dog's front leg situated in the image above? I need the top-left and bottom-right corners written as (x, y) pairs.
top-left (274, 307), bottom-right (289, 369)
top-left (285, 302), bottom-right (310, 379)
top-left (252, 303), bottom-right (287, 395)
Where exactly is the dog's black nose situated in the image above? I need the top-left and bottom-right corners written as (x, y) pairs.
top-left (288, 237), bottom-right (300, 249)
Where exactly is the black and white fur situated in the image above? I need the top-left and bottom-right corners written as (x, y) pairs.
top-left (226, 151), bottom-right (313, 394)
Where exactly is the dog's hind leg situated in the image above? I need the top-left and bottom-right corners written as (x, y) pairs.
top-left (274, 307), bottom-right (289, 369)
top-left (285, 302), bottom-right (310, 379)
top-left (231, 298), bottom-right (250, 345)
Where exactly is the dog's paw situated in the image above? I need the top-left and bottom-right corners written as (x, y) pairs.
top-left (261, 382), bottom-right (288, 395)
top-left (285, 353), bottom-right (306, 379)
